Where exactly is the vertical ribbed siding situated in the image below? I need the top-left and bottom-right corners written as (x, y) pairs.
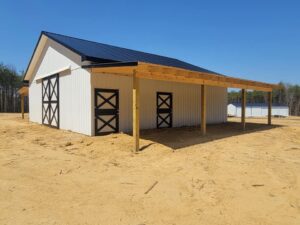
top-left (232, 106), bottom-right (288, 117)
top-left (206, 86), bottom-right (227, 124)
top-left (91, 73), bottom-right (133, 134)
top-left (28, 37), bottom-right (92, 135)
top-left (140, 79), bottom-right (202, 129)
top-left (271, 107), bottom-right (289, 117)
top-left (28, 79), bottom-right (42, 123)
top-left (59, 69), bottom-right (92, 135)
top-left (91, 73), bottom-right (227, 134)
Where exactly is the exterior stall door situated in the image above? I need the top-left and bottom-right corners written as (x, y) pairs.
top-left (157, 92), bottom-right (173, 128)
top-left (42, 74), bottom-right (59, 128)
top-left (94, 88), bottom-right (119, 135)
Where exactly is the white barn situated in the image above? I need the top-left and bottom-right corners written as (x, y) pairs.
top-left (21, 31), bottom-right (277, 150)
top-left (228, 103), bottom-right (289, 117)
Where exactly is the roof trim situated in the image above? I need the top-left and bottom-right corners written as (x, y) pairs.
top-left (83, 62), bottom-right (138, 69)
top-left (42, 31), bottom-right (86, 59)
top-left (34, 65), bottom-right (71, 81)
top-left (82, 56), bottom-right (118, 63)
top-left (23, 33), bottom-right (44, 81)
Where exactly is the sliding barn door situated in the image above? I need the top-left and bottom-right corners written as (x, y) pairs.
top-left (94, 88), bottom-right (119, 135)
top-left (42, 74), bottom-right (59, 128)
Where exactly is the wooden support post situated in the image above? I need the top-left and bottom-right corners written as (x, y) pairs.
top-left (201, 84), bottom-right (206, 135)
top-left (241, 89), bottom-right (246, 130)
top-left (21, 94), bottom-right (24, 119)
top-left (268, 91), bottom-right (272, 125)
top-left (132, 70), bottom-right (140, 152)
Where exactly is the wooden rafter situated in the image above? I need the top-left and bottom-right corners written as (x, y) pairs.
top-left (88, 62), bottom-right (278, 92)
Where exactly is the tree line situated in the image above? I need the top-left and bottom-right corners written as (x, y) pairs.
top-left (0, 63), bottom-right (28, 113)
top-left (228, 82), bottom-right (300, 116)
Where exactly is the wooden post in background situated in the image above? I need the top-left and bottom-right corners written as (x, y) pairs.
top-left (241, 89), bottom-right (246, 130)
top-left (132, 70), bottom-right (140, 152)
top-left (21, 94), bottom-right (24, 119)
top-left (201, 84), bottom-right (206, 135)
top-left (268, 91), bottom-right (272, 125)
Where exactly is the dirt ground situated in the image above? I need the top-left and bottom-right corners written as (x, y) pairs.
top-left (0, 114), bottom-right (300, 225)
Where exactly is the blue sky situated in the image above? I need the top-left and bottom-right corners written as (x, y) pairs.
top-left (0, 0), bottom-right (299, 84)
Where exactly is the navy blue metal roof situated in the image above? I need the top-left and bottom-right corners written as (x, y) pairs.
top-left (42, 31), bottom-right (222, 75)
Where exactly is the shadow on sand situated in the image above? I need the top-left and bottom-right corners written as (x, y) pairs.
top-left (139, 121), bottom-right (282, 150)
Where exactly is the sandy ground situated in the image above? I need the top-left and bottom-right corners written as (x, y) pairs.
top-left (0, 114), bottom-right (300, 225)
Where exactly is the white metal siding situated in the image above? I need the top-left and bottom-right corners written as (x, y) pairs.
top-left (91, 73), bottom-right (227, 134)
top-left (272, 107), bottom-right (289, 117)
top-left (251, 107), bottom-right (262, 117)
top-left (236, 107), bottom-right (241, 117)
top-left (28, 38), bottom-right (92, 135)
top-left (230, 105), bottom-right (289, 117)
top-left (246, 107), bottom-right (252, 117)
top-left (59, 69), bottom-right (92, 135)
top-left (227, 104), bottom-right (236, 116)
top-left (28, 78), bottom-right (42, 124)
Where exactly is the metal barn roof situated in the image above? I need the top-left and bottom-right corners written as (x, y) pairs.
top-left (42, 31), bottom-right (221, 75)
top-left (23, 31), bottom-right (277, 92)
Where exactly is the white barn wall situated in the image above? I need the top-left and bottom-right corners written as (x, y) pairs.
top-left (28, 78), bottom-right (42, 123)
top-left (227, 104), bottom-right (236, 116)
top-left (246, 107), bottom-right (252, 117)
top-left (206, 86), bottom-right (228, 124)
top-left (230, 105), bottom-right (289, 117)
top-left (272, 107), bottom-right (289, 117)
top-left (261, 107), bottom-right (268, 117)
top-left (91, 73), bottom-right (227, 134)
top-left (251, 107), bottom-right (263, 117)
top-left (28, 38), bottom-right (92, 135)
top-left (236, 107), bottom-right (241, 117)
top-left (236, 107), bottom-right (256, 117)
top-left (59, 69), bottom-right (92, 135)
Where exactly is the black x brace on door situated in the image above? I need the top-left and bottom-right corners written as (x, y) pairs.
top-left (157, 92), bottom-right (173, 128)
top-left (94, 88), bottom-right (119, 135)
top-left (42, 74), bottom-right (59, 128)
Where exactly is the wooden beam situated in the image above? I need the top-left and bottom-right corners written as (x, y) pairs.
top-left (92, 72), bottom-right (133, 79)
top-left (18, 86), bottom-right (29, 96)
top-left (137, 62), bottom-right (277, 91)
top-left (135, 71), bottom-right (273, 92)
top-left (21, 94), bottom-right (24, 119)
top-left (132, 70), bottom-right (140, 152)
top-left (241, 89), bottom-right (246, 130)
top-left (201, 85), bottom-right (207, 135)
top-left (91, 66), bottom-right (136, 75)
top-left (268, 91), bottom-right (272, 125)
top-left (89, 62), bottom-right (277, 92)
